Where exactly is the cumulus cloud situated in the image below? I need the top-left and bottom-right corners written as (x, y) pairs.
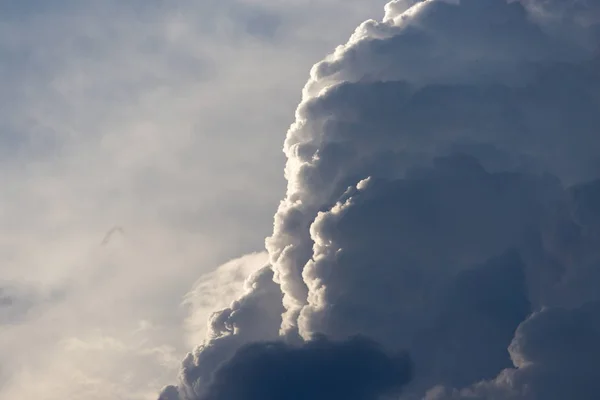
top-left (162, 336), bottom-right (412, 400)
top-left (164, 0), bottom-right (600, 399)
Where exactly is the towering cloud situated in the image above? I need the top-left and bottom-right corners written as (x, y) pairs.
top-left (160, 0), bottom-right (600, 399)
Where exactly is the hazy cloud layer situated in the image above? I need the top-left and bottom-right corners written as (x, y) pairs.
top-left (163, 0), bottom-right (600, 399)
top-left (0, 0), bottom-right (394, 398)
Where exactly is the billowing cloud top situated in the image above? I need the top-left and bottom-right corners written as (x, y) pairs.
top-left (161, 0), bottom-right (600, 399)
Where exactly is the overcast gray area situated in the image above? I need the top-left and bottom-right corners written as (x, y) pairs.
top-left (159, 1), bottom-right (600, 400)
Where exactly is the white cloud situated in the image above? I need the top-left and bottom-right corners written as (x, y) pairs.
top-left (183, 252), bottom-right (269, 346)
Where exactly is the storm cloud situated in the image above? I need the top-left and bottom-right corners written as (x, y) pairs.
top-left (165, 336), bottom-right (412, 400)
top-left (162, 0), bottom-right (600, 399)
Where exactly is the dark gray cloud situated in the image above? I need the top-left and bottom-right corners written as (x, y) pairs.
top-left (267, 0), bottom-right (600, 346)
top-left (159, 385), bottom-right (181, 400)
top-left (299, 156), bottom-right (549, 339)
top-left (413, 250), bottom-right (531, 388)
top-left (162, 336), bottom-right (411, 400)
top-left (162, 1), bottom-right (600, 399)
top-left (297, 156), bottom-right (567, 393)
top-left (427, 301), bottom-right (600, 400)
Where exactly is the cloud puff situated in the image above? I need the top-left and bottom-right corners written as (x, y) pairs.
top-left (167, 266), bottom-right (283, 400)
top-left (162, 336), bottom-right (412, 400)
top-left (163, 0), bottom-right (600, 398)
top-left (183, 252), bottom-right (270, 345)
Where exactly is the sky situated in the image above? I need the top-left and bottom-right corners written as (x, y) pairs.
top-left (0, 1), bottom-right (390, 398)
top-left (3, 1), bottom-right (600, 400)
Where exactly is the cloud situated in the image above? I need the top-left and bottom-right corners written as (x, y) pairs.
top-left (297, 156), bottom-right (558, 391)
top-left (269, 0), bottom-right (600, 339)
top-left (172, 266), bottom-right (284, 400)
top-left (183, 252), bottom-right (270, 345)
top-left (163, 0), bottom-right (600, 399)
top-left (162, 336), bottom-right (412, 400)
top-left (426, 301), bottom-right (600, 400)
